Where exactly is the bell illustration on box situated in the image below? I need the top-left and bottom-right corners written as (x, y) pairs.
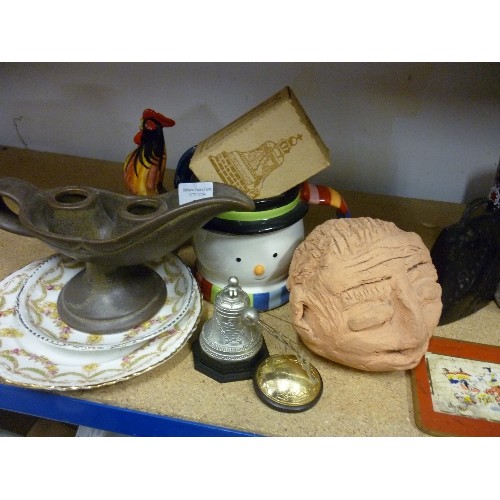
top-left (192, 276), bottom-right (269, 382)
top-left (208, 135), bottom-right (302, 198)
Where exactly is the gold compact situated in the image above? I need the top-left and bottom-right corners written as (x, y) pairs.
top-left (242, 307), bottom-right (323, 412)
top-left (254, 354), bottom-right (323, 412)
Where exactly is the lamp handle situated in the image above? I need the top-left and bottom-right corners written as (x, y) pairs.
top-left (0, 177), bottom-right (37, 237)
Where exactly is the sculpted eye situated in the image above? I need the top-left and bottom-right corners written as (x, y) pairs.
top-left (408, 262), bottom-right (441, 301)
top-left (236, 257), bottom-right (242, 262)
top-left (346, 301), bottom-right (395, 331)
top-left (416, 282), bottom-right (441, 301)
top-left (273, 253), bottom-right (278, 258)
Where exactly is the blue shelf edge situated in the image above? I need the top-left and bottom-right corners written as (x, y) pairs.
top-left (0, 383), bottom-right (260, 437)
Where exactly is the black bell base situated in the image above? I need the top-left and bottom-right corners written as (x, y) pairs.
top-left (192, 338), bottom-right (269, 383)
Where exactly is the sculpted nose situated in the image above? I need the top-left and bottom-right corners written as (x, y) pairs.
top-left (254, 264), bottom-right (265, 276)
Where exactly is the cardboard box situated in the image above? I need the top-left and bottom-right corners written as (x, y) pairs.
top-left (189, 86), bottom-right (330, 199)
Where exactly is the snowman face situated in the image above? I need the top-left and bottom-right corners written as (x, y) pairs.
top-left (193, 220), bottom-right (305, 289)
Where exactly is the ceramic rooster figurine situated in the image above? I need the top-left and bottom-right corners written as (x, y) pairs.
top-left (123, 109), bottom-right (175, 195)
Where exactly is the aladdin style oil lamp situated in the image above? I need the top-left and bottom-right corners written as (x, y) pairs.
top-left (0, 177), bottom-right (254, 334)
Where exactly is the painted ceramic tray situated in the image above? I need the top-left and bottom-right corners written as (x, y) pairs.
top-left (0, 259), bottom-right (202, 390)
top-left (17, 253), bottom-right (194, 350)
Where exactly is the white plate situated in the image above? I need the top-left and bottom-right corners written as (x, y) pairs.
top-left (0, 259), bottom-right (201, 391)
top-left (17, 254), bottom-right (194, 350)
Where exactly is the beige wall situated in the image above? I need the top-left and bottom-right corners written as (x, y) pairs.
top-left (1, 62), bottom-right (499, 203)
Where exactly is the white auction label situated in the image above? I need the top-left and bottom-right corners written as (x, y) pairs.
top-left (178, 182), bottom-right (214, 205)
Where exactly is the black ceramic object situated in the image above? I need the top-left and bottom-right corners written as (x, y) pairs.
top-left (431, 197), bottom-right (500, 325)
top-left (0, 177), bottom-right (254, 333)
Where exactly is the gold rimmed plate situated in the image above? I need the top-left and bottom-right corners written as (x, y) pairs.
top-left (0, 259), bottom-right (202, 390)
top-left (17, 253), bottom-right (194, 351)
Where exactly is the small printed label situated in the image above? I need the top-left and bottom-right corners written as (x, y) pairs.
top-left (178, 182), bottom-right (214, 205)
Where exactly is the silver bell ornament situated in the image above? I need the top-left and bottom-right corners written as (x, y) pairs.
top-left (192, 276), bottom-right (269, 382)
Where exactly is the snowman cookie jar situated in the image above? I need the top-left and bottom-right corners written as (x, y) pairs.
top-left (194, 198), bottom-right (306, 310)
top-left (175, 146), bottom-right (350, 311)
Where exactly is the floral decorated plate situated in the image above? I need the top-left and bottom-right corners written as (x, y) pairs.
top-left (17, 253), bottom-right (194, 350)
top-left (0, 260), bottom-right (202, 390)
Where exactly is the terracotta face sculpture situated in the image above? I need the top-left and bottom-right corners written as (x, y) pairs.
top-left (287, 218), bottom-right (442, 371)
